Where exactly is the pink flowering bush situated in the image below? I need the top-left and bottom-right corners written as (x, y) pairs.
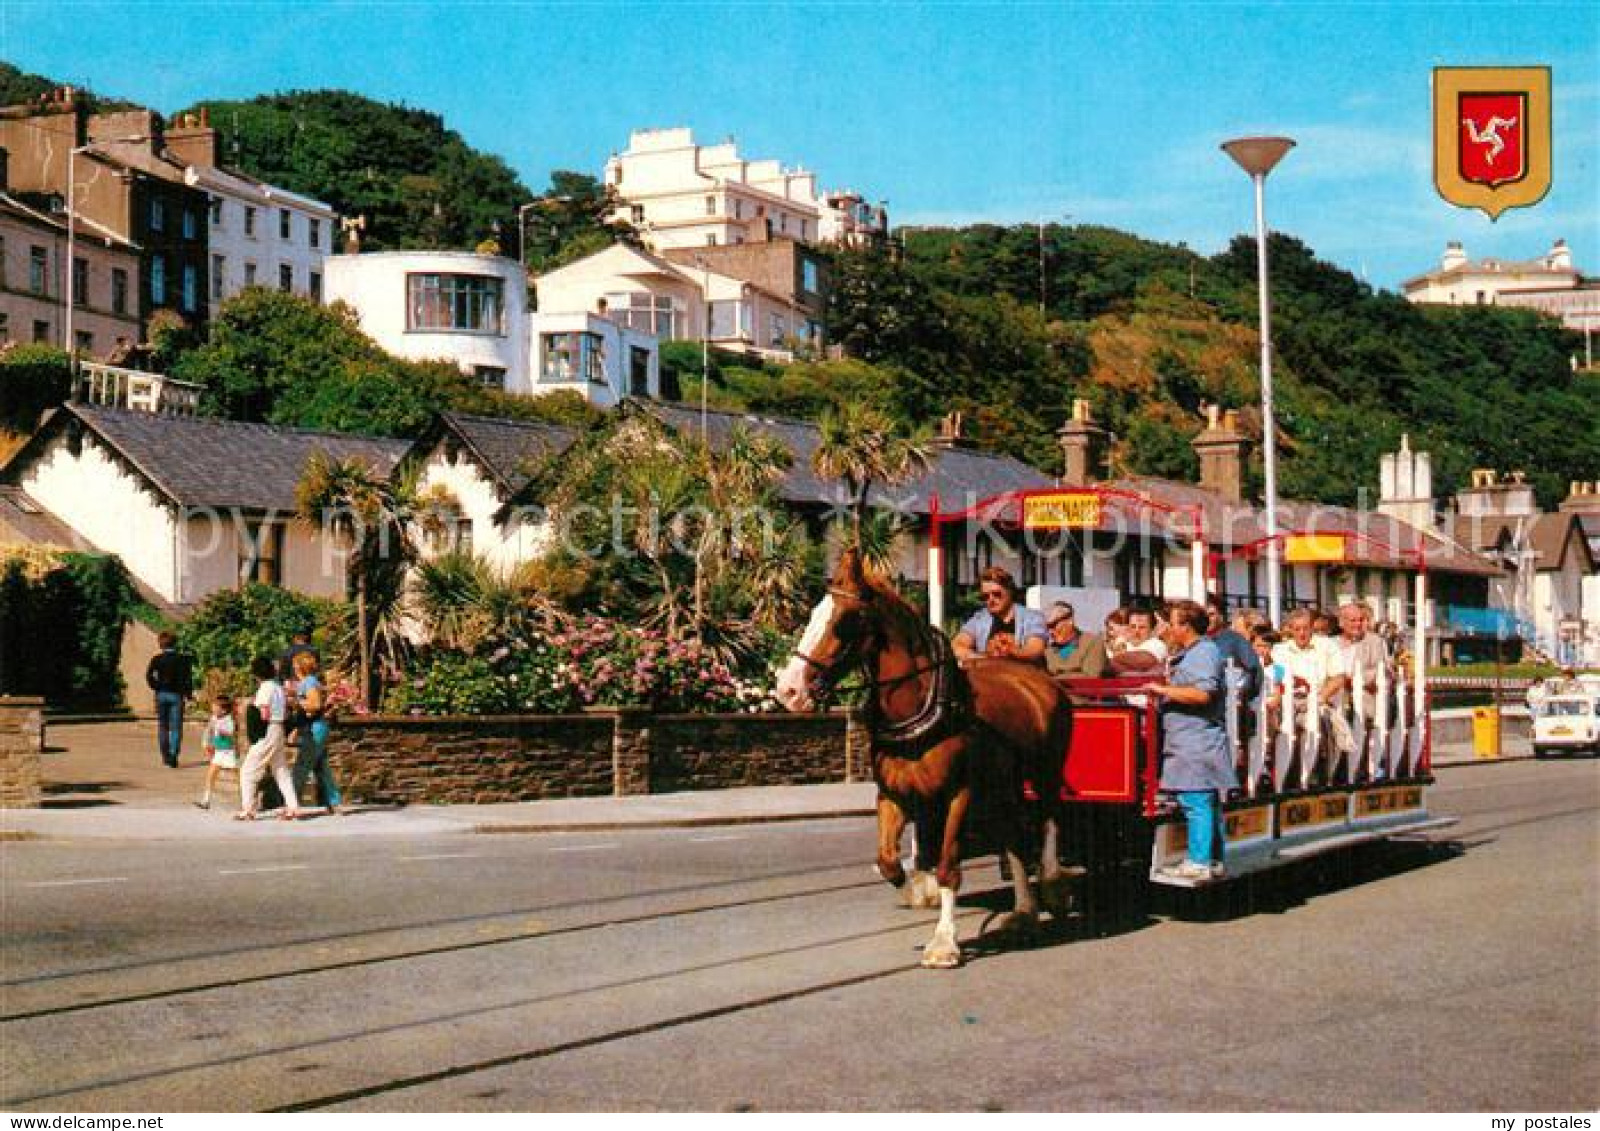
top-left (384, 615), bottom-right (783, 716)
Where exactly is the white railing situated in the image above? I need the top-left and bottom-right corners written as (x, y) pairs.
top-left (76, 363), bottom-right (203, 417)
top-left (1227, 658), bottom-right (1427, 798)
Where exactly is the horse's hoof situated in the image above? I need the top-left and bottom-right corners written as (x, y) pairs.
top-left (920, 942), bottom-right (963, 969)
top-left (1039, 873), bottom-right (1079, 918)
top-left (986, 911), bottom-right (1040, 939)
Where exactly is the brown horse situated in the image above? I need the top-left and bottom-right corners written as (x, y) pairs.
top-left (775, 548), bottom-right (1075, 968)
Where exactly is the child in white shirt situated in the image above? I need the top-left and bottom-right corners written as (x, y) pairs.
top-left (195, 693), bottom-right (239, 810)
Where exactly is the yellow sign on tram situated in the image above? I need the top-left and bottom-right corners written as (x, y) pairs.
top-left (1022, 492), bottom-right (1102, 530)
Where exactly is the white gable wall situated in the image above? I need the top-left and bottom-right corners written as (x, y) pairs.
top-left (19, 433), bottom-right (179, 601)
top-left (416, 449), bottom-right (554, 574)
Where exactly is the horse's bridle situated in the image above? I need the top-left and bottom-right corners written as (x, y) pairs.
top-left (792, 586), bottom-right (958, 739)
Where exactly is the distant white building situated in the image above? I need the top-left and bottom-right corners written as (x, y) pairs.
top-left (323, 250), bottom-right (531, 394)
top-left (530, 310), bottom-right (659, 409)
top-left (603, 127), bottom-right (886, 252)
top-left (325, 249), bottom-right (659, 405)
top-left (535, 242), bottom-right (810, 363)
top-left (193, 164), bottom-right (337, 316)
top-left (1402, 239), bottom-right (1598, 332)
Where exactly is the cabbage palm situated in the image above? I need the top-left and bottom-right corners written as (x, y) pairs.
top-left (811, 401), bottom-right (932, 548)
top-left (295, 451), bottom-right (418, 700)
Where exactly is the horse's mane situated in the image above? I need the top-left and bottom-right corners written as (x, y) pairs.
top-left (860, 570), bottom-right (931, 646)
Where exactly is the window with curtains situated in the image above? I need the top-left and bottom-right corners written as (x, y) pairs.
top-left (407, 274), bottom-right (505, 334)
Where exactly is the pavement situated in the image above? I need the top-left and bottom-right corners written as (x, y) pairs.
top-left (0, 716), bottom-right (1534, 843)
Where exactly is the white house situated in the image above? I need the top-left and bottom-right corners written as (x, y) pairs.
top-left (529, 310), bottom-right (659, 408)
top-left (0, 403), bottom-right (408, 609)
top-left (604, 128), bottom-right (823, 251)
top-left (323, 250), bottom-right (531, 394)
top-left (535, 242), bottom-right (807, 362)
top-left (1402, 240), bottom-right (1599, 341)
top-left (409, 413), bottom-right (572, 573)
top-left (194, 163), bottom-right (337, 316)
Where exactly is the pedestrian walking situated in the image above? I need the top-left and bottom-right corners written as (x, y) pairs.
top-left (235, 656), bottom-right (301, 822)
top-left (290, 652), bottom-right (344, 814)
top-left (145, 631), bottom-right (193, 768)
top-left (194, 693), bottom-right (240, 810)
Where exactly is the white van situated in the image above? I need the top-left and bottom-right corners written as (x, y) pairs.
top-left (1533, 687), bottom-right (1600, 757)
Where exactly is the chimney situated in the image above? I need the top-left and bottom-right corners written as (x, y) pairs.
top-left (1191, 405), bottom-right (1251, 502)
top-left (1378, 433), bottom-right (1435, 531)
top-left (1057, 398), bottom-right (1107, 484)
top-left (165, 109), bottom-right (218, 168)
top-left (1559, 480), bottom-right (1600, 513)
top-left (933, 410), bottom-right (973, 450)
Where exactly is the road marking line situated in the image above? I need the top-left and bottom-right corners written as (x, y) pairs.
top-left (546, 843), bottom-right (617, 854)
top-left (23, 877), bottom-right (128, 888)
top-left (688, 834), bottom-right (748, 844)
top-left (217, 865), bottom-right (309, 876)
top-left (398, 853), bottom-right (482, 862)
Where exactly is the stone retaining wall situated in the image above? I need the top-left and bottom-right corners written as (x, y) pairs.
top-left (0, 696), bottom-right (45, 808)
top-left (327, 708), bottom-right (864, 805)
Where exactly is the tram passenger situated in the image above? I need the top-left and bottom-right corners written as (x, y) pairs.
top-left (1149, 599), bottom-right (1237, 880)
top-left (1109, 607), bottom-right (1168, 674)
top-left (1103, 607), bottom-right (1131, 657)
top-left (952, 566), bottom-right (1048, 665)
top-left (1205, 595), bottom-right (1263, 708)
top-left (1044, 601), bottom-right (1108, 677)
top-left (1333, 602), bottom-right (1390, 720)
top-left (1272, 608), bottom-right (1350, 779)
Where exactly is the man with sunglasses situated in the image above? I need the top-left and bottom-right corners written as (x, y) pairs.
top-left (953, 566), bottom-right (1048, 665)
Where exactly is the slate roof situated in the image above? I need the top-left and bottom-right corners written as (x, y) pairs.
top-left (0, 485), bottom-right (92, 549)
top-left (1111, 476), bottom-right (1502, 578)
top-left (638, 401), bottom-right (1055, 516)
top-left (1, 405), bottom-right (411, 512)
top-left (430, 413), bottom-right (577, 498)
top-left (1451, 511), bottom-right (1596, 574)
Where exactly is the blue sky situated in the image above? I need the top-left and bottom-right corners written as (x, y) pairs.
top-left (5, 1), bottom-right (1595, 290)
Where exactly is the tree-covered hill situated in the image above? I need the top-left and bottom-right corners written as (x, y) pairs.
top-left (799, 225), bottom-right (1599, 509)
top-left (0, 61), bottom-right (137, 113)
top-left (176, 90), bottom-right (532, 251)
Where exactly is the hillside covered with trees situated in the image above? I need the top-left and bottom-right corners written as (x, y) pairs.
top-left (689, 223), bottom-right (1597, 509)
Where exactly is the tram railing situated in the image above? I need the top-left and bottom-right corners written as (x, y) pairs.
top-left (1227, 658), bottom-right (1428, 799)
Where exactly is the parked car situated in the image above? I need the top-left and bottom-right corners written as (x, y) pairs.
top-left (1532, 689), bottom-right (1600, 757)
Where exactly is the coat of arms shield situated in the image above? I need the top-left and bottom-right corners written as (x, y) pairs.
top-left (1433, 67), bottom-right (1551, 220)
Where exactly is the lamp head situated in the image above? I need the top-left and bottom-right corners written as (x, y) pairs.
top-left (1221, 136), bottom-right (1296, 178)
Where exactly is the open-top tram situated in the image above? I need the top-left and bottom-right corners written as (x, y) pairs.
top-left (930, 484), bottom-right (1458, 891)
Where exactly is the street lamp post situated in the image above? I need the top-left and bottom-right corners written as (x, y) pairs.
top-left (1221, 135), bottom-right (1295, 626)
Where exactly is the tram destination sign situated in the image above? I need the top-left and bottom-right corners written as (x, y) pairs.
top-left (1022, 492), bottom-right (1103, 530)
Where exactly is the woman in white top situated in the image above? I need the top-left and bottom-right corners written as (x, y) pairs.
top-left (235, 655), bottom-right (302, 821)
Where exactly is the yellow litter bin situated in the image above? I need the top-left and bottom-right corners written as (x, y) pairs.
top-left (1472, 706), bottom-right (1500, 759)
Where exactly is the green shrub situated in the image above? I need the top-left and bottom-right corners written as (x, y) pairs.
top-left (0, 548), bottom-right (151, 708)
top-left (177, 584), bottom-right (347, 688)
top-left (0, 344), bottom-right (71, 433)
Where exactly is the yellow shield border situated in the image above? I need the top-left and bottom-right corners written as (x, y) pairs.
top-left (1433, 66), bottom-right (1551, 220)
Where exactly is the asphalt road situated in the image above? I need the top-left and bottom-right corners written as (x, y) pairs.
top-left (2, 759), bottom-right (1595, 1112)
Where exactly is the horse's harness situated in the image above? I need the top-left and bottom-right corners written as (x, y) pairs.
top-left (792, 586), bottom-right (971, 756)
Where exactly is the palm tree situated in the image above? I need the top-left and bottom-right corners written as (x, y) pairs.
top-left (296, 452), bottom-right (416, 701)
top-left (811, 402), bottom-right (933, 548)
